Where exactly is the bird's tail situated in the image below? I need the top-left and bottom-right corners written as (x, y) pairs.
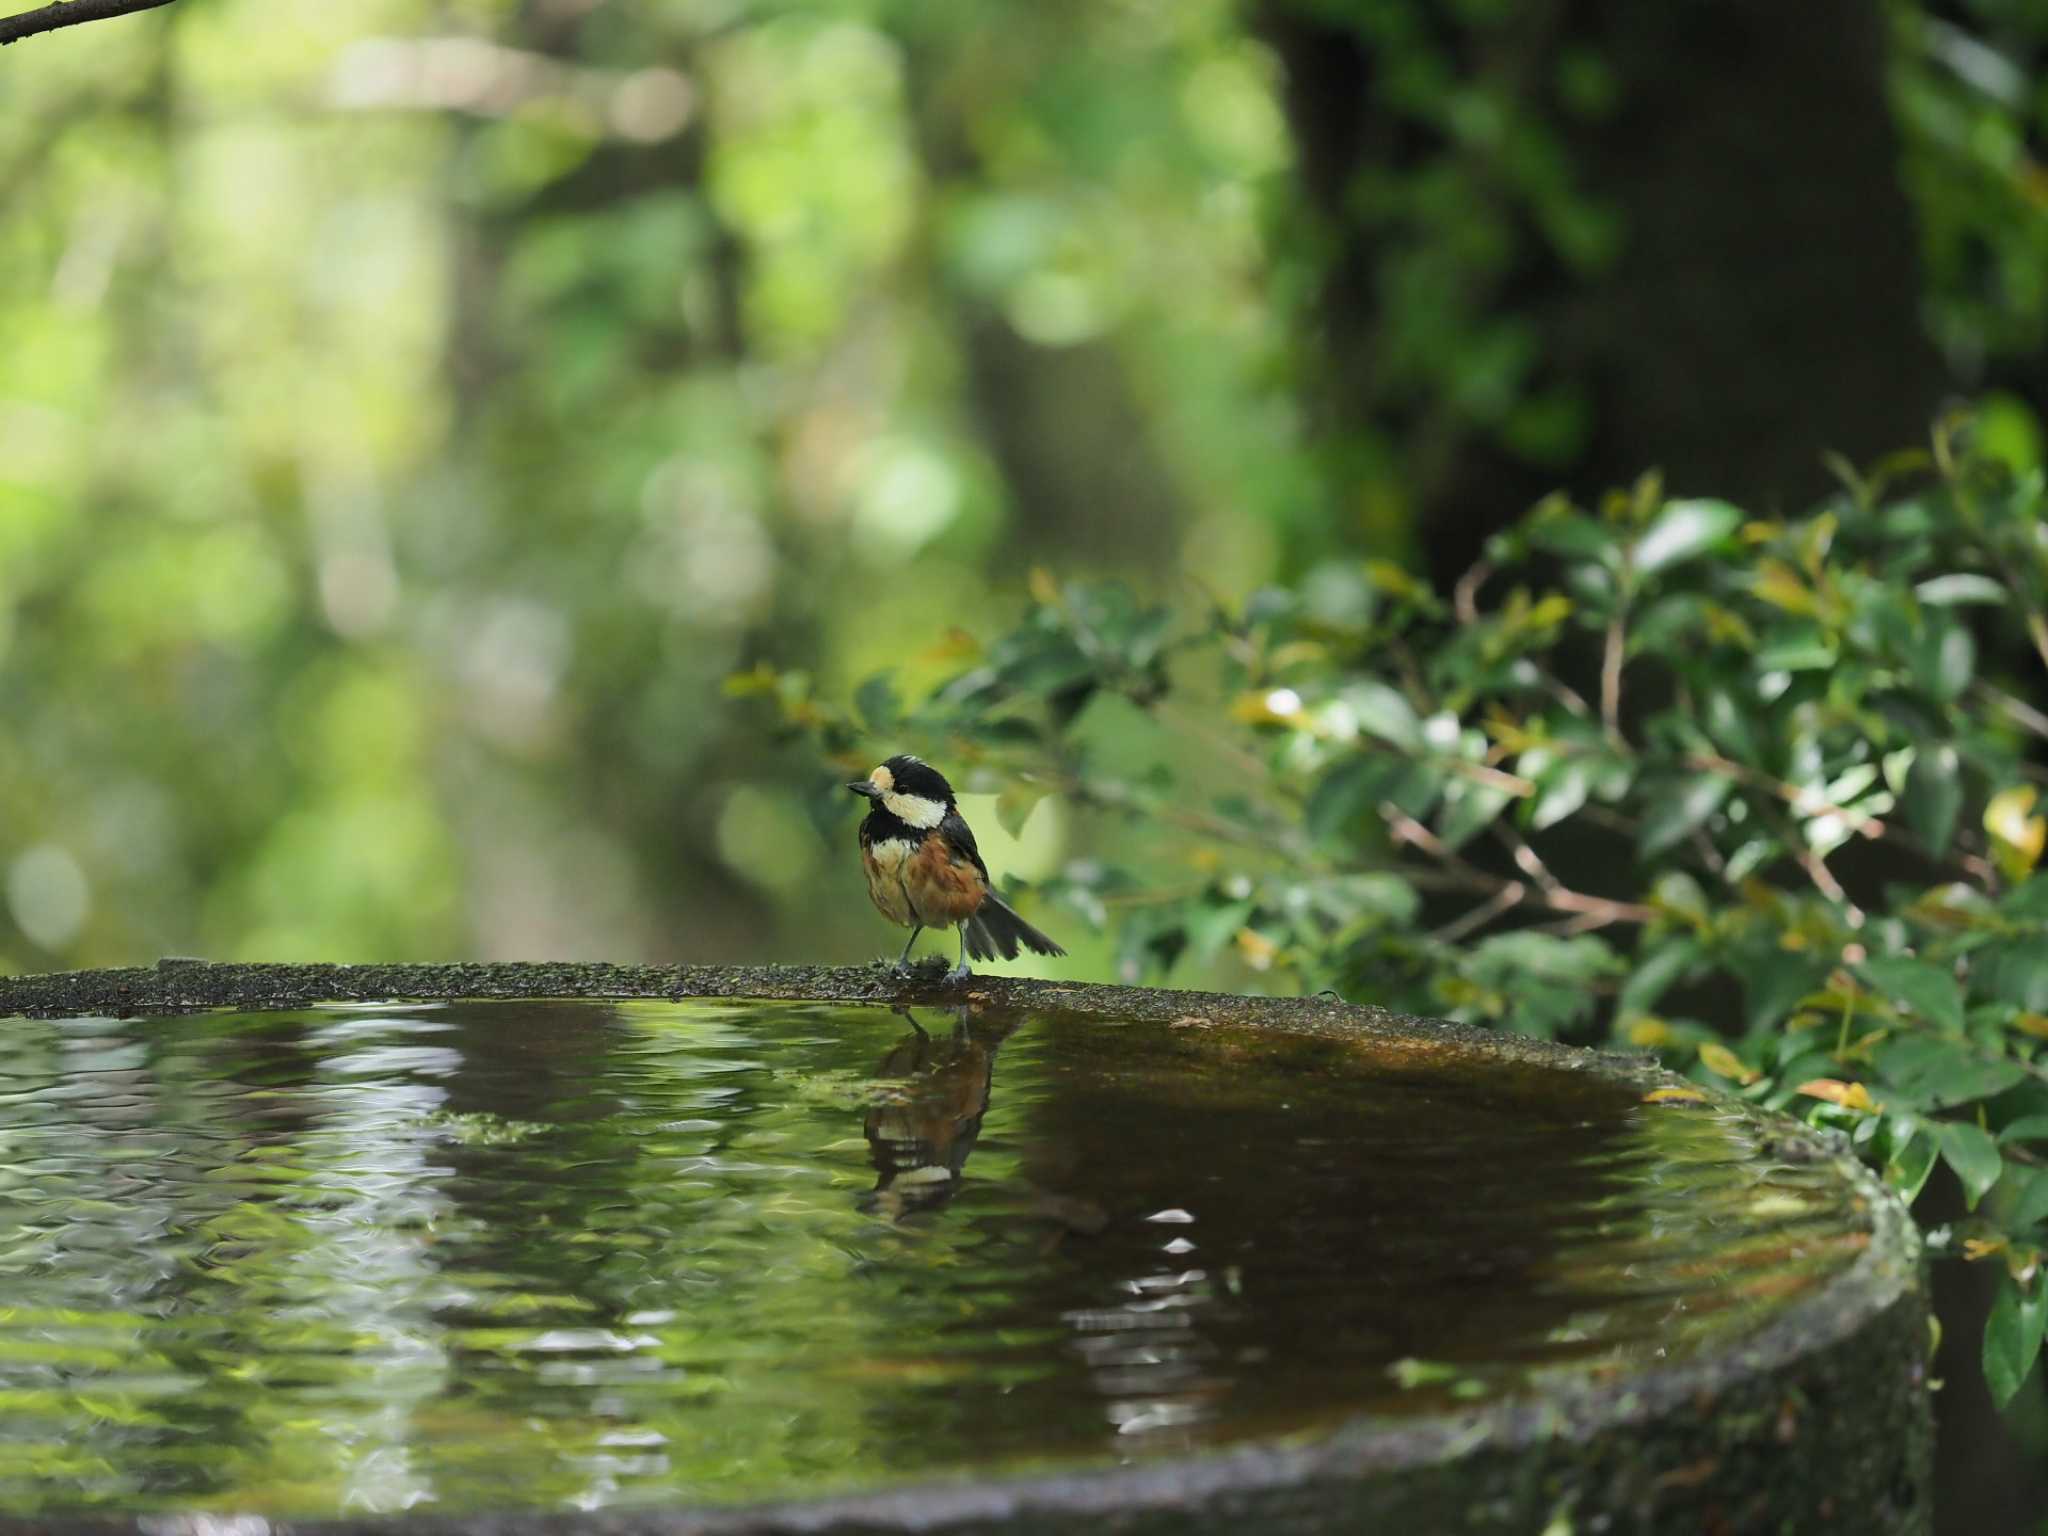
top-left (965, 892), bottom-right (1065, 961)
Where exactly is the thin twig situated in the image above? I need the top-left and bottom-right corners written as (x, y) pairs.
top-left (1755, 802), bottom-right (1865, 927)
top-left (0, 0), bottom-right (175, 46)
top-left (1601, 612), bottom-right (1625, 738)
top-left (1383, 803), bottom-right (1653, 934)
top-left (1453, 560), bottom-right (1493, 626)
top-left (1493, 822), bottom-right (1563, 894)
top-left (1458, 760), bottom-right (1537, 797)
top-left (1488, 822), bottom-right (1658, 924)
top-left (1384, 634), bottom-right (1433, 714)
top-left (1543, 676), bottom-right (1593, 719)
top-left (1978, 681), bottom-right (2048, 742)
top-left (1382, 802), bottom-right (1480, 869)
top-left (1427, 882), bottom-right (1527, 945)
top-left (1533, 909), bottom-right (1622, 938)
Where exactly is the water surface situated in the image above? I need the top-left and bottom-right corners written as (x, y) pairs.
top-left (0, 999), bottom-right (1866, 1517)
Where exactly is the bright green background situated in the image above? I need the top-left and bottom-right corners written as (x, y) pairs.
top-left (0, 0), bottom-right (2042, 986)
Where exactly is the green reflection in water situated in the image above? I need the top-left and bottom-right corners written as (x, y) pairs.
top-left (0, 999), bottom-right (1866, 1517)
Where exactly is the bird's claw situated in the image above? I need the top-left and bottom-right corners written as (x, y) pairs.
top-left (946, 962), bottom-right (972, 985)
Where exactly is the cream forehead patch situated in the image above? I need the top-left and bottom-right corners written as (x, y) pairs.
top-left (869, 765), bottom-right (895, 792)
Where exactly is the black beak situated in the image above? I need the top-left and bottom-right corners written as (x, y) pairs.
top-left (846, 781), bottom-right (881, 799)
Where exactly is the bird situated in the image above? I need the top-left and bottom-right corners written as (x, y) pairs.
top-left (846, 754), bottom-right (1065, 981)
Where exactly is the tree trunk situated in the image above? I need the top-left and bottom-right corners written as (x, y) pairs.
top-left (1264, 0), bottom-right (1945, 586)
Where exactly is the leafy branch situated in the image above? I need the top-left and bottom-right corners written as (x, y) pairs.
top-left (738, 411), bottom-right (2048, 1402)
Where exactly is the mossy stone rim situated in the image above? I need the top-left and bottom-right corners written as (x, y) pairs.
top-left (0, 962), bottom-right (1931, 1535)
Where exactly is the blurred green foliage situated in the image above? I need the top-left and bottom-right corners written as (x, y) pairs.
top-left (1896, 0), bottom-right (2048, 382)
top-left (4, 0), bottom-right (2048, 1501)
top-left (0, 0), bottom-right (1311, 969)
top-left (763, 415), bottom-right (2048, 1405)
top-left (0, 0), bottom-right (2045, 996)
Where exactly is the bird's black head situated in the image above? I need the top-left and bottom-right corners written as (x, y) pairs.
top-left (879, 755), bottom-right (954, 802)
top-left (846, 754), bottom-right (955, 829)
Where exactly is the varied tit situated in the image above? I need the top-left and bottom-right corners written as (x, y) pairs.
top-left (847, 755), bottom-right (1065, 981)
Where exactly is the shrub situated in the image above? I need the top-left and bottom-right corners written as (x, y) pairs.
top-left (746, 412), bottom-right (2048, 1402)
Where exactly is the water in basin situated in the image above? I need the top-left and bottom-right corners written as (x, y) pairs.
top-left (0, 998), bottom-right (1868, 1518)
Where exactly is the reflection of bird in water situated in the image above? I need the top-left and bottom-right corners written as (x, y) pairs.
top-left (861, 1009), bottom-right (1017, 1221)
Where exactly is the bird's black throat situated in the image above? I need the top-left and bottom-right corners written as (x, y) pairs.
top-left (859, 804), bottom-right (927, 847)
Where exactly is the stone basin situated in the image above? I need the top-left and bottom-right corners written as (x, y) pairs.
top-left (0, 963), bottom-right (1930, 1534)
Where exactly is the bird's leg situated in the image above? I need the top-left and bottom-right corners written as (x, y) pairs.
top-left (948, 925), bottom-right (972, 985)
top-left (893, 925), bottom-right (924, 975)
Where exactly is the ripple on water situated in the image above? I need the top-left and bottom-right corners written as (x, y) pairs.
top-left (0, 998), bottom-right (1866, 1518)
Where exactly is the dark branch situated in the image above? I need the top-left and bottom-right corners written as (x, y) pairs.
top-left (0, 0), bottom-right (175, 47)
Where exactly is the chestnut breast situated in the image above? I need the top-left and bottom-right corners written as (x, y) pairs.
top-left (905, 835), bottom-right (987, 927)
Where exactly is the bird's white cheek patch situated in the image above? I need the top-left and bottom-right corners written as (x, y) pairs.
top-left (883, 792), bottom-right (946, 829)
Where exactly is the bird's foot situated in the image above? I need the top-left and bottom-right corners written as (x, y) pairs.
top-left (946, 962), bottom-right (972, 985)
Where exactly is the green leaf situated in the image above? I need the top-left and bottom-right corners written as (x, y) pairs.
top-left (2001, 878), bottom-right (2048, 920)
top-left (1984, 1272), bottom-right (2048, 1408)
top-left (854, 672), bottom-right (901, 735)
top-left (1620, 937), bottom-right (1702, 1017)
top-left (1638, 773), bottom-right (1733, 856)
top-left (1937, 624), bottom-right (1977, 700)
top-left (1744, 950), bottom-right (1827, 1032)
top-left (995, 787), bottom-right (1045, 838)
top-left (1913, 620), bottom-right (1975, 702)
top-left (1307, 760), bottom-right (1376, 844)
top-left (2000, 1115), bottom-right (2048, 1145)
top-left (1884, 1126), bottom-right (1939, 1203)
top-left (1381, 760), bottom-right (1444, 820)
top-left (1309, 758), bottom-right (1438, 841)
top-left (1185, 899), bottom-right (1255, 962)
top-left (1915, 573), bottom-right (2008, 606)
top-left (1342, 681), bottom-right (1422, 753)
top-left (1875, 1035), bottom-right (2027, 1109)
top-left (1701, 687), bottom-right (1759, 764)
top-left (1437, 777), bottom-right (1513, 850)
top-left (1858, 956), bottom-right (1965, 1033)
top-left (1632, 498), bottom-right (1742, 575)
top-left (1723, 838), bottom-right (1775, 883)
top-left (1902, 745), bottom-right (1963, 857)
top-left (1755, 624), bottom-right (1836, 672)
top-left (1527, 513), bottom-right (1618, 565)
top-left (1938, 1121), bottom-right (2005, 1210)
top-left (1528, 757), bottom-right (1592, 831)
top-left (1977, 941), bottom-right (2048, 1011)
top-left (2007, 1167), bottom-right (2048, 1233)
